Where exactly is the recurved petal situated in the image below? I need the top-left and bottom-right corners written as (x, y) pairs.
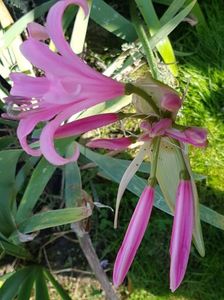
top-left (17, 108), bottom-right (59, 156)
top-left (113, 186), bottom-right (154, 287)
top-left (170, 180), bottom-right (194, 292)
top-left (27, 22), bottom-right (49, 40)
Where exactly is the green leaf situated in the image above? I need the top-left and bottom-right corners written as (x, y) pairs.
top-left (0, 267), bottom-right (31, 300)
top-left (0, 0), bottom-right (57, 51)
top-left (16, 157), bottom-right (56, 223)
top-left (44, 269), bottom-right (72, 300)
top-left (0, 136), bottom-right (16, 150)
top-left (35, 267), bottom-right (50, 300)
top-left (135, 0), bottom-right (178, 76)
top-left (15, 156), bottom-right (40, 193)
top-left (17, 268), bottom-right (35, 300)
top-left (70, 0), bottom-right (92, 54)
top-left (160, 0), bottom-right (187, 26)
top-left (0, 150), bottom-right (22, 236)
top-left (0, 238), bottom-right (32, 259)
top-left (79, 145), bottom-right (224, 231)
top-left (17, 207), bottom-right (92, 234)
top-left (64, 143), bottom-right (82, 208)
top-left (149, 0), bottom-right (196, 50)
top-left (91, 0), bottom-right (137, 41)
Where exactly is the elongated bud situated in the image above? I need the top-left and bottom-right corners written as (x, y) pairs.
top-left (161, 92), bottom-right (182, 112)
top-left (185, 127), bottom-right (208, 147)
top-left (170, 180), bottom-right (194, 292)
top-left (113, 186), bottom-right (154, 287)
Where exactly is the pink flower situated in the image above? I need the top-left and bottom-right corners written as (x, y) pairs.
top-left (170, 180), bottom-right (194, 292)
top-left (113, 186), bottom-right (154, 287)
top-left (5, 0), bottom-right (124, 165)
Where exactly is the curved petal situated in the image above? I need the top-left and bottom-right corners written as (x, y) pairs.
top-left (40, 109), bottom-right (81, 165)
top-left (55, 113), bottom-right (119, 138)
top-left (27, 22), bottom-right (49, 40)
top-left (114, 142), bottom-right (150, 228)
top-left (20, 39), bottom-right (82, 77)
top-left (113, 186), bottom-right (154, 287)
top-left (17, 108), bottom-right (59, 156)
top-left (87, 137), bottom-right (132, 150)
top-left (46, 0), bottom-right (121, 84)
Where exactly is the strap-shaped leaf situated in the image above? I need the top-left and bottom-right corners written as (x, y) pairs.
top-left (0, 150), bottom-right (22, 236)
top-left (135, 0), bottom-right (178, 76)
top-left (44, 269), bottom-right (72, 300)
top-left (91, 0), bottom-right (137, 41)
top-left (17, 207), bottom-right (92, 234)
top-left (17, 268), bottom-right (36, 300)
top-left (0, 267), bottom-right (31, 300)
top-left (0, 238), bottom-right (32, 259)
top-left (16, 157), bottom-right (56, 223)
top-left (64, 143), bottom-right (82, 208)
top-left (35, 267), bottom-right (50, 300)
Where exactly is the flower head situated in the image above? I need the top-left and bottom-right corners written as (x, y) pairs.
top-left (4, 0), bottom-right (124, 165)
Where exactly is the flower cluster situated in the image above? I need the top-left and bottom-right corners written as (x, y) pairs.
top-left (2, 0), bottom-right (208, 293)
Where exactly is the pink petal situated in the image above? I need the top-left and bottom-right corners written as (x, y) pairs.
top-left (170, 180), bottom-right (194, 292)
top-left (185, 127), bottom-right (208, 147)
top-left (10, 73), bottom-right (50, 98)
top-left (166, 127), bottom-right (207, 147)
top-left (39, 97), bottom-right (112, 165)
top-left (46, 0), bottom-right (125, 87)
top-left (113, 186), bottom-right (154, 287)
top-left (27, 22), bottom-right (49, 40)
top-left (17, 108), bottom-right (60, 156)
top-left (20, 39), bottom-right (80, 77)
top-left (151, 118), bottom-right (172, 136)
top-left (87, 137), bottom-right (133, 150)
top-left (55, 113), bottom-right (119, 138)
top-left (161, 93), bottom-right (182, 112)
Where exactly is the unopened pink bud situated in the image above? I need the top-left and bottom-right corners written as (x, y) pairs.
top-left (113, 186), bottom-right (154, 287)
top-left (161, 93), bottom-right (182, 112)
top-left (170, 180), bottom-right (194, 292)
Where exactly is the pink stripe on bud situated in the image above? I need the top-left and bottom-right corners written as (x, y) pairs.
top-left (113, 186), bottom-right (154, 287)
top-left (87, 137), bottom-right (133, 150)
top-left (170, 180), bottom-right (194, 292)
top-left (161, 93), bottom-right (182, 112)
top-left (55, 113), bottom-right (119, 138)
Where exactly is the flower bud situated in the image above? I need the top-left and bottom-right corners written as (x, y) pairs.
top-left (161, 92), bottom-right (182, 112)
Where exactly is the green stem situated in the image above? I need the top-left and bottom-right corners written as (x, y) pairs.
top-left (170, 138), bottom-right (190, 180)
top-left (130, 0), bottom-right (159, 80)
top-left (125, 83), bottom-right (161, 116)
top-left (148, 136), bottom-right (161, 186)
